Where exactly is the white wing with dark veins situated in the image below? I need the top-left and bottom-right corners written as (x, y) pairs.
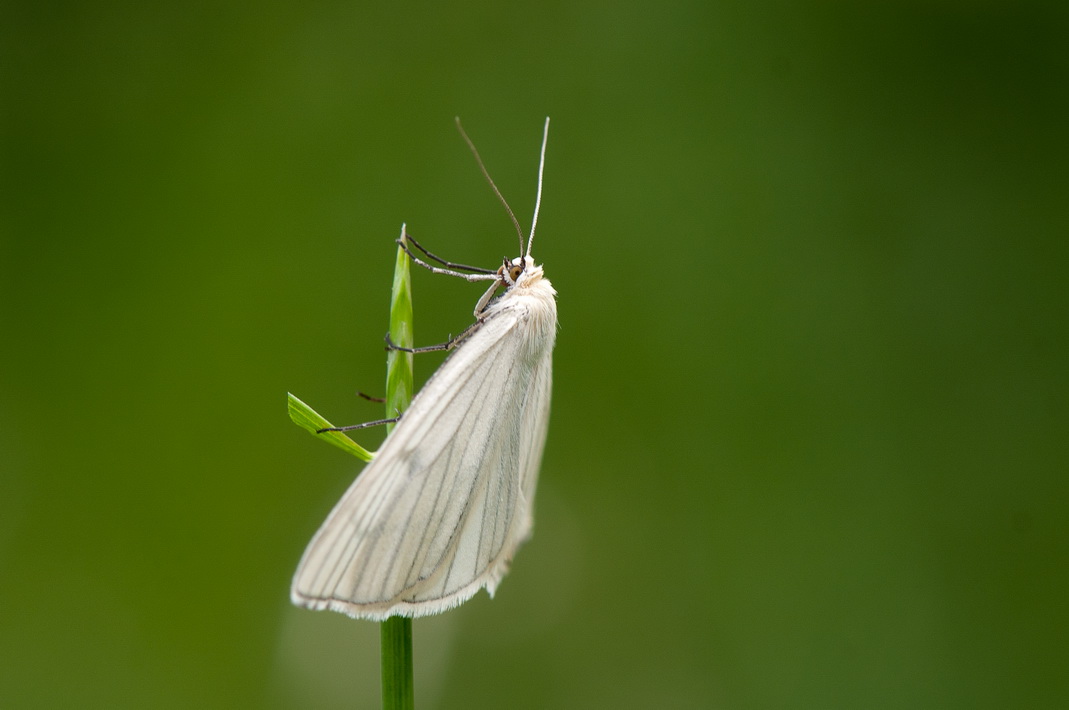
top-left (291, 280), bottom-right (556, 620)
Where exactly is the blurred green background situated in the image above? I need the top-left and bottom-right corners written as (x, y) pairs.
top-left (3, 1), bottom-right (1067, 708)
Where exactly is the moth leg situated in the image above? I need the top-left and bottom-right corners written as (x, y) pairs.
top-left (397, 236), bottom-right (497, 283)
top-left (383, 320), bottom-right (484, 354)
top-left (317, 414), bottom-right (401, 434)
top-left (403, 233), bottom-right (494, 274)
top-left (384, 332), bottom-right (452, 353)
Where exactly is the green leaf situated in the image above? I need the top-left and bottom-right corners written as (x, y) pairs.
top-left (381, 225), bottom-right (415, 710)
top-left (287, 392), bottom-right (374, 462)
top-left (385, 224), bottom-right (415, 432)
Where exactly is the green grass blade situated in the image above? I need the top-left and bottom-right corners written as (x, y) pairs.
top-left (385, 226), bottom-right (414, 431)
top-left (287, 392), bottom-right (374, 462)
top-left (381, 225), bottom-right (415, 710)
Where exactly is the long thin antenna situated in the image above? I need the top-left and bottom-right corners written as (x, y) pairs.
top-left (527, 117), bottom-right (550, 257)
top-left (455, 117), bottom-right (525, 257)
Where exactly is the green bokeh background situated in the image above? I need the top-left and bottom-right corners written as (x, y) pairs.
top-left (3, 2), bottom-right (1067, 708)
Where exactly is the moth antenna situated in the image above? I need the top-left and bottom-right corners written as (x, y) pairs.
top-left (455, 117), bottom-right (525, 257)
top-left (527, 117), bottom-right (550, 258)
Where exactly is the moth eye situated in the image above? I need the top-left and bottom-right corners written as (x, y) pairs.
top-left (509, 265), bottom-right (523, 281)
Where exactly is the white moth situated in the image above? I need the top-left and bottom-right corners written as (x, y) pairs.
top-left (291, 118), bottom-right (557, 620)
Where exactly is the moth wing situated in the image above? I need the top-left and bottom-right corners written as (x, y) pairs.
top-left (513, 336), bottom-right (553, 535)
top-left (291, 303), bottom-right (547, 619)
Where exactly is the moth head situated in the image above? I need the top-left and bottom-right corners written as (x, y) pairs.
top-left (499, 255), bottom-right (541, 288)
